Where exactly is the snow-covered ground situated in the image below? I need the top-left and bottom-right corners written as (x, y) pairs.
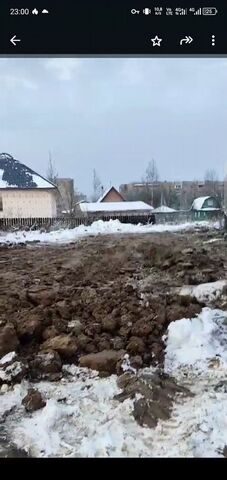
top-left (0, 219), bottom-right (220, 245)
top-left (1, 303), bottom-right (227, 457)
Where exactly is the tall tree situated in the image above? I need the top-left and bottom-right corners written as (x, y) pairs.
top-left (204, 168), bottom-right (218, 183)
top-left (145, 159), bottom-right (159, 183)
top-left (92, 169), bottom-right (103, 201)
top-left (46, 151), bottom-right (58, 184)
top-left (143, 159), bottom-right (159, 205)
top-left (204, 168), bottom-right (218, 195)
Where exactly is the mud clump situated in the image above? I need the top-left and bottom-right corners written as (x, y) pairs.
top-left (116, 371), bottom-right (193, 428)
top-left (22, 388), bottom-right (46, 412)
top-left (41, 335), bottom-right (78, 359)
top-left (79, 350), bottom-right (125, 374)
top-left (28, 351), bottom-right (62, 381)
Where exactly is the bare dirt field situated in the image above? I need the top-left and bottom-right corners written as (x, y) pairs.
top-left (0, 230), bottom-right (226, 373)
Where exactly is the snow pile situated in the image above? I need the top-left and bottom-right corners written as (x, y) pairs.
top-left (164, 308), bottom-right (227, 375)
top-left (0, 219), bottom-right (218, 245)
top-left (180, 280), bottom-right (227, 304)
top-left (4, 371), bottom-right (152, 458)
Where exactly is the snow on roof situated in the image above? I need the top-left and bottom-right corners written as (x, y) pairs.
top-left (191, 196), bottom-right (212, 211)
top-left (80, 201), bottom-right (153, 213)
top-left (153, 205), bottom-right (176, 213)
top-left (0, 153), bottom-right (56, 189)
top-left (97, 186), bottom-right (124, 202)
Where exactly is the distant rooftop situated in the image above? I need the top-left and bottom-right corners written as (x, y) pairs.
top-left (80, 201), bottom-right (153, 213)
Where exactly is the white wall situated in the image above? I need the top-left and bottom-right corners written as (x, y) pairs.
top-left (0, 189), bottom-right (57, 218)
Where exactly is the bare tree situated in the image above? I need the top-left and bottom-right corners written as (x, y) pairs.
top-left (143, 159), bottom-right (159, 205)
top-left (92, 169), bottom-right (102, 201)
top-left (46, 152), bottom-right (58, 184)
top-left (204, 168), bottom-right (218, 183)
top-left (204, 168), bottom-right (219, 196)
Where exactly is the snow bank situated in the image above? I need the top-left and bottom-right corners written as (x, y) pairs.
top-left (5, 371), bottom-right (151, 458)
top-left (180, 280), bottom-right (227, 303)
top-left (164, 308), bottom-right (227, 375)
top-left (0, 219), bottom-right (218, 245)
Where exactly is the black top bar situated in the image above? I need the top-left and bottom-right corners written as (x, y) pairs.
top-left (1, 0), bottom-right (227, 55)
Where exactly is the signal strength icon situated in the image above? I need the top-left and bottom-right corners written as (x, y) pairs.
top-left (194, 8), bottom-right (202, 15)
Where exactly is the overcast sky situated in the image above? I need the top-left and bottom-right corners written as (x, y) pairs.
top-left (0, 58), bottom-right (226, 196)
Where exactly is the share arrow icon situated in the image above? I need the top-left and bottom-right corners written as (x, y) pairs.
top-left (180, 36), bottom-right (193, 45)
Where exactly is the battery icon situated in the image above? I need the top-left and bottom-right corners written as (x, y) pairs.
top-left (202, 7), bottom-right (218, 15)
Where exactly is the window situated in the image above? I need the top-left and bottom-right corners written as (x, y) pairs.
top-left (0, 195), bottom-right (3, 211)
top-left (207, 199), bottom-right (214, 207)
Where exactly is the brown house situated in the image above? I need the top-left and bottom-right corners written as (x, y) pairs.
top-left (98, 186), bottom-right (125, 203)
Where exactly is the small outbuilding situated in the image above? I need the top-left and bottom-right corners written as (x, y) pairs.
top-left (191, 196), bottom-right (221, 220)
top-left (79, 200), bottom-right (155, 224)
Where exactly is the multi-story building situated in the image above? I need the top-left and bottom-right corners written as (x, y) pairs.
top-left (120, 180), bottom-right (224, 210)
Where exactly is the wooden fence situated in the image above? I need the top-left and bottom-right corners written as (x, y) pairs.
top-left (0, 210), bottom-right (224, 231)
top-left (0, 214), bottom-right (152, 231)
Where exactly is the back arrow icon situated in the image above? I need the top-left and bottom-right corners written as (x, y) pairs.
top-left (10, 35), bottom-right (21, 46)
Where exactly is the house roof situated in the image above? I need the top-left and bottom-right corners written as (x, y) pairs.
top-left (0, 153), bottom-right (56, 190)
top-left (191, 196), bottom-right (214, 211)
top-left (97, 186), bottom-right (125, 202)
top-left (80, 201), bottom-right (153, 213)
top-left (153, 205), bottom-right (176, 213)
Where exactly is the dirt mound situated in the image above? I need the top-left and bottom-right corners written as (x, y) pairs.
top-left (0, 232), bottom-right (226, 380)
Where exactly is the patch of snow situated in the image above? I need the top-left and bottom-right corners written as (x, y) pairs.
top-left (164, 308), bottom-right (227, 375)
top-left (97, 187), bottom-right (122, 203)
top-left (200, 208), bottom-right (220, 211)
top-left (0, 219), bottom-right (219, 245)
top-left (203, 238), bottom-right (221, 244)
top-left (0, 351), bottom-right (16, 365)
top-left (153, 205), bottom-right (176, 213)
top-left (121, 354), bottom-right (136, 374)
top-left (0, 382), bottom-right (27, 417)
top-left (32, 174), bottom-right (55, 189)
top-left (180, 280), bottom-right (226, 303)
top-left (0, 361), bottom-right (24, 383)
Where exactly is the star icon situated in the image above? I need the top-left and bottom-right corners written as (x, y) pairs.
top-left (151, 35), bottom-right (162, 46)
